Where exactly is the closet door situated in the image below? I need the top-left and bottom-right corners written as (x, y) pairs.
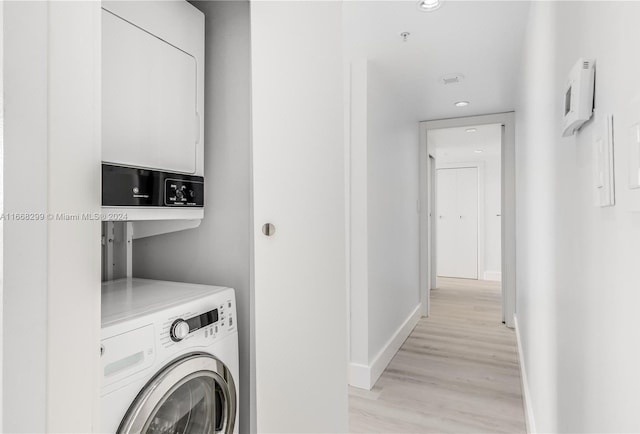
top-left (250, 2), bottom-right (348, 433)
top-left (437, 167), bottom-right (478, 279)
top-left (436, 169), bottom-right (458, 278)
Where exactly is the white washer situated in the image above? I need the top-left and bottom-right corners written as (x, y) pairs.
top-left (101, 278), bottom-right (239, 434)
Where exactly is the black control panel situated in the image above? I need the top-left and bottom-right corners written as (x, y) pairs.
top-left (186, 309), bottom-right (219, 332)
top-left (102, 164), bottom-right (204, 207)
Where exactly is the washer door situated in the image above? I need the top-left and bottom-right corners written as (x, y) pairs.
top-left (118, 353), bottom-right (236, 434)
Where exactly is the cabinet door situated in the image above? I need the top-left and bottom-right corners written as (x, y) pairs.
top-left (102, 9), bottom-right (198, 174)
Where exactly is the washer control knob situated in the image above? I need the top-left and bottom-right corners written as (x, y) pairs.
top-left (170, 320), bottom-right (190, 342)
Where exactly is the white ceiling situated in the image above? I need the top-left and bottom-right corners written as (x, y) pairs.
top-left (343, 0), bottom-right (531, 121)
top-left (429, 123), bottom-right (502, 162)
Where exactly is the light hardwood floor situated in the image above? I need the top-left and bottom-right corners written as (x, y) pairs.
top-left (349, 277), bottom-right (526, 433)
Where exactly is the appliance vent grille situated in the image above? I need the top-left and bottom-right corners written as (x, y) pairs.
top-left (583, 61), bottom-right (591, 69)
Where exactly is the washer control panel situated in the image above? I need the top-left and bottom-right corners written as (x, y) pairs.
top-left (162, 297), bottom-right (235, 348)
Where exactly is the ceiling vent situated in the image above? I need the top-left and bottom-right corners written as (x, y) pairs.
top-left (439, 73), bottom-right (465, 85)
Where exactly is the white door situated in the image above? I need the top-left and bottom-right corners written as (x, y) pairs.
top-left (250, 2), bottom-right (348, 433)
top-left (437, 167), bottom-right (478, 279)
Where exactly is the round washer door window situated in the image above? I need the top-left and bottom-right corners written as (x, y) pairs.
top-left (118, 353), bottom-right (236, 434)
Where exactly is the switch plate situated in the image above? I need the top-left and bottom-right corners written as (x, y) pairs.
top-left (628, 97), bottom-right (640, 190)
top-left (629, 123), bottom-right (640, 189)
top-left (624, 96), bottom-right (640, 212)
top-left (592, 113), bottom-right (615, 207)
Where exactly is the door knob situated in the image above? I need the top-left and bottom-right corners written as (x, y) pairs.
top-left (262, 223), bottom-right (276, 236)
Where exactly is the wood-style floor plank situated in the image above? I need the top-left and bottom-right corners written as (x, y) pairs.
top-left (349, 277), bottom-right (526, 433)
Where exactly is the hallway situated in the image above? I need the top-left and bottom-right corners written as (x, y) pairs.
top-left (349, 278), bottom-right (526, 433)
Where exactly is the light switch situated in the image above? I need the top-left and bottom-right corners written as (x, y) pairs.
top-left (623, 96), bottom-right (640, 212)
top-left (592, 114), bottom-right (615, 207)
top-left (629, 121), bottom-right (640, 189)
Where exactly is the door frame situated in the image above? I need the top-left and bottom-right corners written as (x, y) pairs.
top-left (436, 162), bottom-right (485, 280)
top-left (419, 112), bottom-right (516, 328)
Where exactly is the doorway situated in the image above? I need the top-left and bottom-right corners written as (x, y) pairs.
top-left (418, 113), bottom-right (516, 328)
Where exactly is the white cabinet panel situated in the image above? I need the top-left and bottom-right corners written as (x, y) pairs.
top-left (102, 9), bottom-right (198, 174)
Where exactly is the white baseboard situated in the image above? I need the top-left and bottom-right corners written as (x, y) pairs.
top-left (349, 304), bottom-right (421, 390)
top-left (348, 362), bottom-right (370, 390)
top-left (514, 314), bottom-right (536, 434)
top-left (483, 271), bottom-right (502, 281)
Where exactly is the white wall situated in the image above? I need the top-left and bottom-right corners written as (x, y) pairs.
top-left (516, 2), bottom-right (640, 432)
top-left (3, 2), bottom-right (101, 431)
top-left (366, 64), bottom-right (420, 358)
top-left (349, 60), bottom-right (421, 388)
top-left (133, 2), bottom-right (253, 432)
top-left (3, 5), bottom-right (48, 429)
top-left (349, 60), bottom-right (370, 368)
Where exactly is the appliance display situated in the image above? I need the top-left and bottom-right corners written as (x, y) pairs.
top-left (102, 164), bottom-right (204, 208)
top-left (101, 278), bottom-right (239, 434)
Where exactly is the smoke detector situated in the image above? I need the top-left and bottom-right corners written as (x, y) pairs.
top-left (439, 73), bottom-right (465, 85)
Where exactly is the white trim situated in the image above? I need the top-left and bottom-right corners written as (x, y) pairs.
top-left (349, 304), bottom-right (421, 390)
top-left (0, 0), bottom-right (4, 427)
top-left (428, 155), bottom-right (437, 293)
top-left (483, 271), bottom-right (502, 281)
top-left (419, 112), bottom-right (516, 329)
top-left (348, 362), bottom-right (370, 390)
top-left (418, 133), bottom-right (430, 317)
top-left (344, 60), bottom-right (352, 383)
top-left (514, 314), bottom-right (536, 434)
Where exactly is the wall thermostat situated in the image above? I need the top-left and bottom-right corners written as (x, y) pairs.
top-left (562, 58), bottom-right (595, 137)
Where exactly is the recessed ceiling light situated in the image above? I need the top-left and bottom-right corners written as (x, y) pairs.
top-left (417, 0), bottom-right (443, 12)
top-left (465, 128), bottom-right (477, 133)
top-left (474, 149), bottom-right (484, 154)
top-left (454, 101), bottom-right (470, 107)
